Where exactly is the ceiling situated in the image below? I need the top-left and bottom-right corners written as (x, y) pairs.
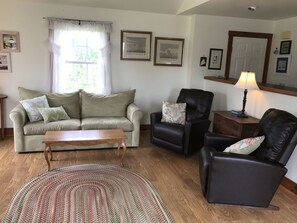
top-left (21, 0), bottom-right (297, 20)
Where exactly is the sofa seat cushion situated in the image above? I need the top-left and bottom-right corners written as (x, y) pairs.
top-left (153, 122), bottom-right (184, 146)
top-left (24, 119), bottom-right (81, 135)
top-left (82, 117), bottom-right (133, 131)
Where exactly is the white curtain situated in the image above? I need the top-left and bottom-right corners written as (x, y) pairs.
top-left (47, 18), bottom-right (112, 95)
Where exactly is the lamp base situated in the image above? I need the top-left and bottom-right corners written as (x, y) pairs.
top-left (237, 113), bottom-right (248, 118)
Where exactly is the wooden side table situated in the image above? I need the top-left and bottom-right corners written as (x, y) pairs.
top-left (212, 111), bottom-right (259, 138)
top-left (0, 94), bottom-right (8, 139)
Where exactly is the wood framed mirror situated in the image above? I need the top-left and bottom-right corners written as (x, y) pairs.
top-left (225, 31), bottom-right (273, 84)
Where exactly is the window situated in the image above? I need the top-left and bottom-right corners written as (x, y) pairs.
top-left (48, 19), bottom-right (112, 94)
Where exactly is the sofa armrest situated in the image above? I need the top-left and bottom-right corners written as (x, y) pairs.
top-left (9, 103), bottom-right (28, 127)
top-left (9, 104), bottom-right (28, 152)
top-left (127, 103), bottom-right (143, 123)
top-left (127, 103), bottom-right (143, 147)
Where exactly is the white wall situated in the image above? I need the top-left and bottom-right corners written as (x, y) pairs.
top-left (0, 1), bottom-right (191, 125)
top-left (187, 15), bottom-right (297, 183)
top-left (267, 16), bottom-right (297, 88)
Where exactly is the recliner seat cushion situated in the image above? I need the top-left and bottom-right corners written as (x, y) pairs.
top-left (153, 122), bottom-right (184, 146)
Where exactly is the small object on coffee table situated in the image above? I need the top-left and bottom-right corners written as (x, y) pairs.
top-left (42, 129), bottom-right (127, 170)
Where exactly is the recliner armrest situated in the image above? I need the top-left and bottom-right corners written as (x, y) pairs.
top-left (204, 132), bottom-right (240, 151)
top-left (150, 111), bottom-right (162, 124)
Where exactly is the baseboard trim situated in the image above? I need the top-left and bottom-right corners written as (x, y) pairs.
top-left (4, 128), bottom-right (13, 137)
top-left (140, 124), bottom-right (150, 131)
top-left (281, 177), bottom-right (297, 196)
top-left (4, 126), bottom-right (297, 196)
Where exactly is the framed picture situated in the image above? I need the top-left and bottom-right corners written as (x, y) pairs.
top-left (121, 30), bottom-right (152, 61)
top-left (279, 40), bottom-right (292, 54)
top-left (0, 53), bottom-right (12, 72)
top-left (200, 56), bottom-right (207, 67)
top-left (154, 37), bottom-right (184, 66)
top-left (0, 31), bottom-right (20, 52)
top-left (208, 48), bottom-right (223, 70)
top-left (276, 57), bottom-right (289, 73)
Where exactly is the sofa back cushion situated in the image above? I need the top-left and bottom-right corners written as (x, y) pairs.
top-left (46, 91), bottom-right (80, 119)
top-left (18, 87), bottom-right (45, 100)
top-left (18, 87), bottom-right (81, 119)
top-left (81, 89), bottom-right (135, 118)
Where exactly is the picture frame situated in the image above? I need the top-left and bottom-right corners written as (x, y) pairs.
top-left (276, 56), bottom-right (289, 73)
top-left (208, 48), bottom-right (223, 70)
top-left (0, 53), bottom-right (12, 72)
top-left (200, 56), bottom-right (207, 67)
top-left (121, 30), bottom-right (152, 61)
top-left (154, 37), bottom-right (184, 66)
top-left (0, 31), bottom-right (20, 52)
top-left (279, 40), bottom-right (292, 54)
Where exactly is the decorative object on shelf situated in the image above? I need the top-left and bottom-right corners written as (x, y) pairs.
top-left (200, 56), bottom-right (207, 67)
top-left (208, 48), bottom-right (223, 70)
top-left (154, 37), bottom-right (184, 66)
top-left (0, 31), bottom-right (20, 52)
top-left (121, 30), bottom-right (152, 61)
top-left (276, 56), bottom-right (289, 74)
top-left (279, 40), bottom-right (292, 54)
top-left (273, 47), bottom-right (279, 55)
top-left (0, 52), bottom-right (11, 72)
top-left (234, 71), bottom-right (259, 118)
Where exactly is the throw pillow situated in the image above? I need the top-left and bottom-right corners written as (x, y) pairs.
top-left (223, 136), bottom-right (265, 155)
top-left (20, 95), bottom-right (50, 122)
top-left (161, 101), bottom-right (186, 125)
top-left (38, 106), bottom-right (70, 123)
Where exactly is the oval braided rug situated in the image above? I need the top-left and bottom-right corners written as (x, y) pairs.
top-left (3, 164), bottom-right (174, 223)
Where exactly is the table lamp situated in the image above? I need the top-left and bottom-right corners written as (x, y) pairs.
top-left (234, 71), bottom-right (259, 118)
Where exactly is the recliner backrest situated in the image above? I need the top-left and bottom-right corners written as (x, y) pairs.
top-left (176, 89), bottom-right (214, 121)
top-left (252, 108), bottom-right (297, 165)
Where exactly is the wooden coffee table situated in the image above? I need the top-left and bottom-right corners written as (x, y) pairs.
top-left (42, 129), bottom-right (127, 170)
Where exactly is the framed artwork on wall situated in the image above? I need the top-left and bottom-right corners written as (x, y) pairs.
top-left (0, 53), bottom-right (12, 72)
top-left (0, 31), bottom-right (20, 52)
top-left (279, 40), bottom-right (292, 55)
top-left (276, 56), bottom-right (289, 73)
top-left (208, 48), bottom-right (223, 70)
top-left (121, 30), bottom-right (152, 61)
top-left (154, 37), bottom-right (184, 66)
top-left (200, 56), bottom-right (207, 67)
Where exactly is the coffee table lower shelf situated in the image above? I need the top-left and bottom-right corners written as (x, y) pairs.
top-left (42, 129), bottom-right (127, 171)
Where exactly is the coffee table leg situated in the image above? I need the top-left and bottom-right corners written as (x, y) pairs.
top-left (44, 145), bottom-right (51, 171)
top-left (120, 140), bottom-right (127, 167)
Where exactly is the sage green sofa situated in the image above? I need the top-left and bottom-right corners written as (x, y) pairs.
top-left (9, 87), bottom-right (143, 153)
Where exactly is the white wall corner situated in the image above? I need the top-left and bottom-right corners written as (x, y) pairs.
top-left (177, 0), bottom-right (209, 15)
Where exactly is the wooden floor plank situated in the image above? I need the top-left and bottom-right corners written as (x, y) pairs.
top-left (0, 131), bottom-right (297, 222)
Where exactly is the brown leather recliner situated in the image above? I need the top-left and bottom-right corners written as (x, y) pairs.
top-left (199, 108), bottom-right (297, 208)
top-left (150, 88), bottom-right (214, 155)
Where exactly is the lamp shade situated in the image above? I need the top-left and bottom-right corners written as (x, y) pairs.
top-left (234, 71), bottom-right (259, 90)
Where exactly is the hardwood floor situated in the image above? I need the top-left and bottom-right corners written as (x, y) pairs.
top-left (1, 131), bottom-right (297, 222)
